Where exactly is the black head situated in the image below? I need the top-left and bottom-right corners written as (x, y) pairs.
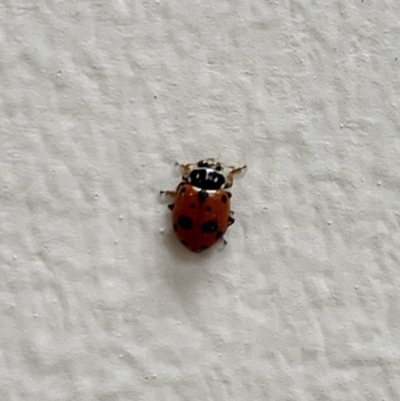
top-left (196, 159), bottom-right (223, 171)
top-left (183, 159), bottom-right (226, 190)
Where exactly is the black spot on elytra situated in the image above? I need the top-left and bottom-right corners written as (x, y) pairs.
top-left (190, 203), bottom-right (196, 208)
top-left (178, 215), bottom-right (193, 230)
top-left (180, 186), bottom-right (186, 195)
top-left (173, 223), bottom-right (178, 232)
top-left (216, 231), bottom-right (224, 239)
top-left (198, 189), bottom-right (208, 202)
top-left (221, 194), bottom-right (228, 203)
top-left (205, 206), bottom-right (212, 212)
top-left (201, 220), bottom-right (218, 233)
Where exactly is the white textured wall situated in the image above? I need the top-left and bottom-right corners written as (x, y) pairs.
top-left (1, 1), bottom-right (400, 400)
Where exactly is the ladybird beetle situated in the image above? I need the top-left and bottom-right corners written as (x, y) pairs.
top-left (161, 158), bottom-right (246, 252)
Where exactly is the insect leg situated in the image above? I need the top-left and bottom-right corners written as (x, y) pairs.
top-left (175, 161), bottom-right (195, 176)
top-left (225, 165), bottom-right (247, 187)
top-left (159, 190), bottom-right (177, 196)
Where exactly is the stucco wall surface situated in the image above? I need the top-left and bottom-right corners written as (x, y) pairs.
top-left (1, 1), bottom-right (400, 400)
